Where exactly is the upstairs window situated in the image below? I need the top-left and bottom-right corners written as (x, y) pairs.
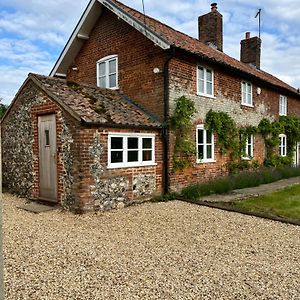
top-left (196, 125), bottom-right (215, 163)
top-left (279, 95), bottom-right (287, 116)
top-left (108, 133), bottom-right (155, 168)
top-left (197, 66), bottom-right (214, 97)
top-left (242, 134), bottom-right (254, 159)
top-left (97, 55), bottom-right (118, 89)
top-left (279, 134), bottom-right (287, 157)
top-left (241, 81), bottom-right (253, 106)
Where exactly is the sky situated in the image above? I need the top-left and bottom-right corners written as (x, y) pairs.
top-left (0, 0), bottom-right (300, 104)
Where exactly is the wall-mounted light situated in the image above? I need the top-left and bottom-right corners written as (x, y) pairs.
top-left (256, 87), bottom-right (262, 95)
top-left (72, 67), bottom-right (78, 71)
top-left (153, 67), bottom-right (161, 74)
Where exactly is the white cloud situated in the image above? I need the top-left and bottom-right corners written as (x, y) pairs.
top-left (1, 0), bottom-right (300, 104)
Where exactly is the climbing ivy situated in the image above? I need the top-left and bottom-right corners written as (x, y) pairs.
top-left (258, 116), bottom-right (300, 166)
top-left (170, 96), bottom-right (197, 171)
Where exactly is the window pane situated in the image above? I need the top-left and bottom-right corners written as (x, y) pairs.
top-left (143, 138), bottom-right (152, 149)
top-left (128, 137), bottom-right (138, 149)
top-left (109, 74), bottom-right (117, 88)
top-left (45, 130), bottom-right (50, 146)
top-left (206, 82), bottom-right (213, 95)
top-left (198, 67), bottom-right (204, 79)
top-left (248, 145), bottom-right (252, 156)
top-left (99, 77), bottom-right (106, 88)
top-left (111, 137), bottom-right (123, 149)
top-left (198, 129), bottom-right (204, 144)
top-left (206, 132), bottom-right (212, 144)
top-left (242, 83), bottom-right (246, 93)
top-left (128, 151), bottom-right (138, 162)
top-left (207, 145), bottom-right (212, 159)
top-left (143, 150), bottom-right (152, 161)
top-left (111, 151), bottom-right (123, 163)
top-left (206, 69), bottom-right (212, 82)
top-left (198, 80), bottom-right (204, 93)
top-left (198, 145), bottom-right (204, 160)
top-left (99, 62), bottom-right (106, 76)
top-left (109, 59), bottom-right (116, 73)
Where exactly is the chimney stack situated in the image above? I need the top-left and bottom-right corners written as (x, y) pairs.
top-left (198, 3), bottom-right (223, 51)
top-left (240, 32), bottom-right (262, 69)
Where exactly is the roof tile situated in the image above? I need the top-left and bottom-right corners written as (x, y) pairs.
top-left (32, 74), bottom-right (161, 128)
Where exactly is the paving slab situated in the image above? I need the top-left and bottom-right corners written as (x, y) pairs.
top-left (17, 202), bottom-right (58, 213)
top-left (200, 176), bottom-right (300, 203)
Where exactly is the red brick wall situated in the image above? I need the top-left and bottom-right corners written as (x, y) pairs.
top-left (167, 53), bottom-right (300, 190)
top-left (67, 8), bottom-right (167, 120)
top-left (76, 127), bottom-right (163, 211)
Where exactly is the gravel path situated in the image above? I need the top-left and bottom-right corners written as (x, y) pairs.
top-left (3, 194), bottom-right (300, 299)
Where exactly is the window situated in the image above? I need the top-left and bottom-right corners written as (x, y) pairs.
top-left (242, 134), bottom-right (254, 159)
top-left (279, 95), bottom-right (287, 116)
top-left (241, 81), bottom-right (253, 106)
top-left (197, 66), bottom-right (214, 96)
top-left (108, 133), bottom-right (155, 168)
top-left (97, 55), bottom-right (118, 89)
top-left (196, 125), bottom-right (215, 163)
top-left (279, 134), bottom-right (287, 157)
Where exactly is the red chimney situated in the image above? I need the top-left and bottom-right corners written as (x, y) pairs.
top-left (198, 3), bottom-right (223, 51)
top-left (240, 32), bottom-right (262, 69)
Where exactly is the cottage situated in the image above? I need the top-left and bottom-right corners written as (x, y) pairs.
top-left (2, 0), bottom-right (300, 212)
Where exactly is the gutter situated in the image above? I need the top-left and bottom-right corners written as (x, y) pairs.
top-left (162, 47), bottom-right (175, 195)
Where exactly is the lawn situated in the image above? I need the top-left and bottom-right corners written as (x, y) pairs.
top-left (232, 184), bottom-right (300, 222)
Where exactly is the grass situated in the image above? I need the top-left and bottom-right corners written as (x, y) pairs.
top-left (232, 184), bottom-right (300, 222)
top-left (181, 165), bottom-right (300, 200)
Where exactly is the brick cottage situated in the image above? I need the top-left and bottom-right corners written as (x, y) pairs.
top-left (2, 0), bottom-right (300, 212)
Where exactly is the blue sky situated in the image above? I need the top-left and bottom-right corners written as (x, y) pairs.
top-left (1, 0), bottom-right (300, 104)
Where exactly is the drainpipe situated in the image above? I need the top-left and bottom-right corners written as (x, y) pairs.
top-left (162, 47), bottom-right (175, 195)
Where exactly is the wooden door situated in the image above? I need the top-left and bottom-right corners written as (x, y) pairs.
top-left (294, 142), bottom-right (300, 166)
top-left (38, 114), bottom-right (57, 202)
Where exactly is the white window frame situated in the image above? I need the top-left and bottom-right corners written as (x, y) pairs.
top-left (279, 134), bottom-right (287, 157)
top-left (241, 81), bottom-right (253, 107)
top-left (242, 134), bottom-right (254, 160)
top-left (197, 66), bottom-right (214, 97)
top-left (196, 125), bottom-right (215, 163)
top-left (107, 133), bottom-right (156, 169)
top-left (279, 95), bottom-right (287, 116)
top-left (96, 54), bottom-right (118, 89)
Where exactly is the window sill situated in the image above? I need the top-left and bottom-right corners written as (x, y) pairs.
top-left (197, 93), bottom-right (216, 99)
top-left (196, 159), bottom-right (216, 164)
top-left (241, 157), bottom-right (253, 161)
top-left (107, 162), bottom-right (157, 169)
top-left (241, 103), bottom-right (254, 108)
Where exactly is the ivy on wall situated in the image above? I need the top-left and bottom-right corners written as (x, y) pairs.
top-left (170, 98), bottom-right (300, 172)
top-left (170, 96), bottom-right (197, 171)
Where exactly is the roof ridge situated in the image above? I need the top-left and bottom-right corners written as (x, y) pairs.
top-left (110, 0), bottom-right (299, 96)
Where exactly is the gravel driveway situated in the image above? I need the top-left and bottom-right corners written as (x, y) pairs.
top-left (3, 194), bottom-right (300, 299)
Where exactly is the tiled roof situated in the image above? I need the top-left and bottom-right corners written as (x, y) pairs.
top-left (31, 74), bottom-right (161, 128)
top-left (110, 0), bottom-right (300, 97)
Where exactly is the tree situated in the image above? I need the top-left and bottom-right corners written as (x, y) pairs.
top-left (0, 97), bottom-right (7, 119)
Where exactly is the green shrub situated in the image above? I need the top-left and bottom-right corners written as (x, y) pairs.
top-left (181, 166), bottom-right (300, 200)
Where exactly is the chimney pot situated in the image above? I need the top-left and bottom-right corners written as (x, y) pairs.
top-left (198, 3), bottom-right (223, 51)
top-left (240, 34), bottom-right (262, 69)
top-left (211, 3), bottom-right (218, 11)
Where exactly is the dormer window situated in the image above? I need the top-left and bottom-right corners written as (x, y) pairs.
top-left (97, 55), bottom-right (118, 89)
